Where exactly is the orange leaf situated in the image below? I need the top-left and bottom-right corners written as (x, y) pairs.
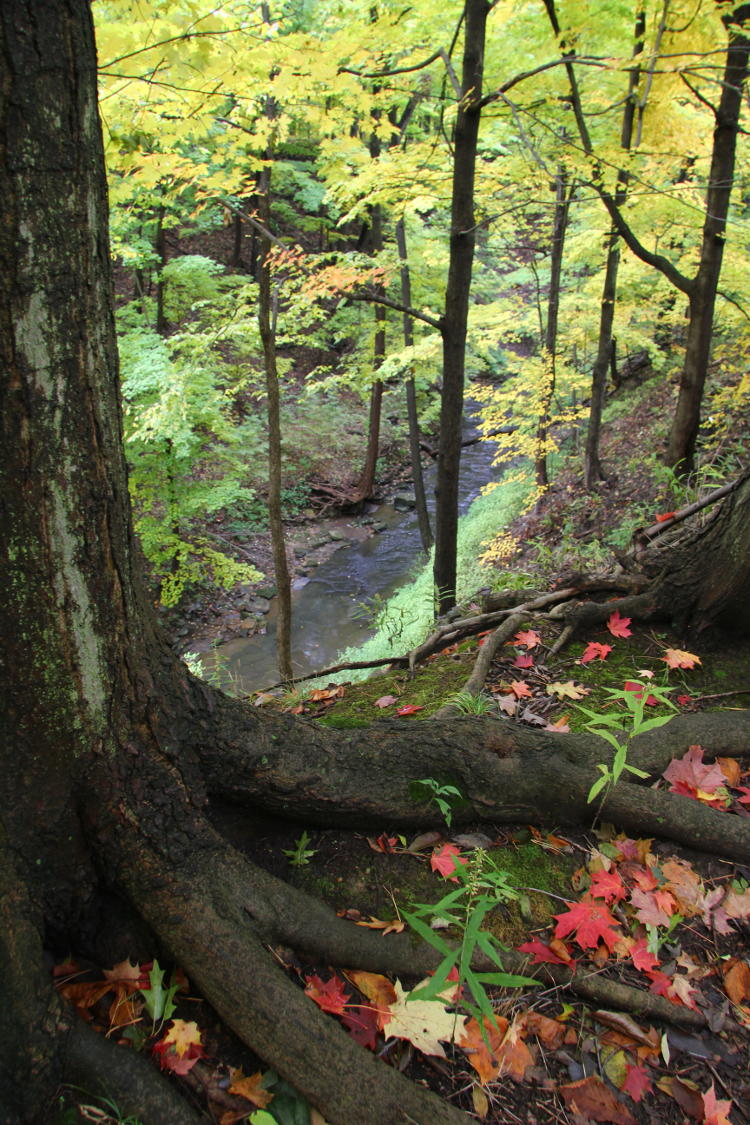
top-left (510, 680), bottom-right (533, 699)
top-left (513, 629), bottom-right (542, 649)
top-left (662, 647), bottom-right (701, 670)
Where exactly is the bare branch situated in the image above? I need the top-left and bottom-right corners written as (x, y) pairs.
top-left (349, 291), bottom-right (443, 331)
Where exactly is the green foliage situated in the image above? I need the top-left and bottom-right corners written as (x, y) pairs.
top-left (283, 830), bottom-right (317, 867)
top-left (410, 778), bottom-right (466, 827)
top-left (403, 849), bottom-right (537, 1028)
top-left (578, 684), bottom-right (676, 805)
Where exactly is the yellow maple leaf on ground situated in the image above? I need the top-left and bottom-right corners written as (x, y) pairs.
top-left (547, 681), bottom-right (589, 700)
top-left (162, 1018), bottom-right (202, 1058)
top-left (384, 980), bottom-right (466, 1057)
top-left (228, 1069), bottom-right (273, 1109)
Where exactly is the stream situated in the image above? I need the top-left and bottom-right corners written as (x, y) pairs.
top-left (215, 407), bottom-right (502, 691)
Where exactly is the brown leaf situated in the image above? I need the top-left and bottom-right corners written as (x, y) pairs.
top-left (228, 1069), bottom-right (273, 1109)
top-left (559, 1074), bottom-right (636, 1124)
top-left (722, 958), bottom-right (750, 1005)
top-left (656, 1075), bottom-right (703, 1118)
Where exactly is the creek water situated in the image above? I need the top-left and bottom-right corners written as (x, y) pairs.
top-left (215, 407), bottom-right (502, 691)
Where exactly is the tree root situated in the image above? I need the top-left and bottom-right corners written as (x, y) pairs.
top-left (118, 839), bottom-right (472, 1125)
top-left (63, 1021), bottom-right (204, 1125)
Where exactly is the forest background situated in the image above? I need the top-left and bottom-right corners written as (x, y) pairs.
top-left (96, 0), bottom-right (750, 680)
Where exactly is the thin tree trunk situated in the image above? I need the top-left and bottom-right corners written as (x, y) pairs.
top-left (258, 174), bottom-right (293, 684)
top-left (584, 9), bottom-right (646, 490)
top-left (535, 168), bottom-right (573, 488)
top-left (155, 204), bottom-right (167, 333)
top-left (396, 217), bottom-right (433, 551)
top-left (434, 0), bottom-right (490, 614)
top-left (357, 200), bottom-right (385, 500)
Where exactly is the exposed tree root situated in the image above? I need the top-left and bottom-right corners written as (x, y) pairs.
top-left (64, 1021), bottom-right (204, 1125)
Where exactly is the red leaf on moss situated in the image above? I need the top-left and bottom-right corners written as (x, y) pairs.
top-left (588, 868), bottom-right (627, 904)
top-left (655, 511), bottom-right (676, 523)
top-left (396, 704), bottom-right (424, 716)
top-left (580, 641), bottom-right (613, 664)
top-left (430, 843), bottom-right (467, 881)
top-left (513, 629), bottom-right (542, 649)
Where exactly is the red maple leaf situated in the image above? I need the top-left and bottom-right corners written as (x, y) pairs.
top-left (341, 1005), bottom-right (380, 1049)
top-left (152, 1020), bottom-right (205, 1075)
top-left (623, 1062), bottom-right (653, 1102)
top-left (304, 973), bottom-right (350, 1014)
top-left (624, 681), bottom-right (658, 706)
top-left (513, 653), bottom-right (534, 669)
top-left (629, 938), bottom-right (660, 973)
top-left (588, 868), bottom-right (627, 903)
top-left (580, 641), bottom-right (613, 664)
top-left (662, 746), bottom-right (728, 804)
top-left (517, 938), bottom-right (573, 965)
top-left (607, 610), bottom-right (632, 638)
top-left (513, 629), bottom-right (542, 649)
top-left (396, 703), bottom-right (424, 716)
top-left (654, 511), bottom-right (676, 523)
top-left (510, 680), bottom-right (533, 699)
top-left (701, 1083), bottom-right (734, 1125)
top-left (553, 898), bottom-right (621, 952)
top-left (430, 843), bottom-right (467, 881)
top-left (629, 887), bottom-right (677, 928)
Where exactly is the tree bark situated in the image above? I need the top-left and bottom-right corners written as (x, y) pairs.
top-left (665, 4), bottom-right (750, 471)
top-left (584, 8), bottom-right (645, 490)
top-left (535, 167), bottom-right (574, 488)
top-left (258, 175), bottom-right (294, 685)
top-left (434, 0), bottom-right (490, 613)
top-left (395, 216), bottom-right (433, 552)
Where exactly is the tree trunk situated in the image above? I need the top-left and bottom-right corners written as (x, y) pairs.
top-left (584, 8), bottom-right (645, 490)
top-left (395, 217), bottom-right (433, 552)
top-left (258, 172), bottom-right (294, 684)
top-left (665, 5), bottom-right (750, 471)
top-left (534, 167), bottom-right (573, 488)
top-left (4, 6), bottom-right (750, 1124)
top-left (434, 0), bottom-right (490, 614)
top-left (357, 201), bottom-right (385, 500)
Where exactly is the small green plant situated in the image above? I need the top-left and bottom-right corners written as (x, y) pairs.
top-left (579, 682), bottom-right (677, 805)
top-left (403, 849), bottom-right (537, 1027)
top-left (446, 690), bottom-right (497, 716)
top-left (57, 1090), bottom-right (144, 1125)
top-left (283, 830), bottom-right (317, 866)
top-left (411, 777), bottom-right (466, 827)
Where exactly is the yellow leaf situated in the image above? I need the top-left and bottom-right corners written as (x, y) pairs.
top-left (384, 980), bottom-right (466, 1057)
top-left (547, 681), bottom-right (589, 700)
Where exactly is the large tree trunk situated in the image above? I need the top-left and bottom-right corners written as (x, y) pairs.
top-left (3, 5), bottom-right (750, 1124)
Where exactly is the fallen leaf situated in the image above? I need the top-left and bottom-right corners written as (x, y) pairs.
top-left (228, 1069), bottom-right (273, 1109)
top-left (662, 746), bottom-right (728, 805)
top-left (662, 647), bottom-right (701, 670)
top-left (513, 629), bottom-right (542, 649)
top-left (623, 681), bottom-right (658, 705)
top-left (717, 757), bottom-right (742, 786)
top-left (496, 693), bottom-right (518, 715)
top-left (655, 511), bottom-right (677, 522)
top-left (152, 1020), bottom-right (204, 1075)
top-left (581, 641), bottom-right (613, 664)
top-left (629, 887), bottom-right (677, 928)
top-left (721, 958), bottom-right (750, 1005)
top-left (344, 970), bottom-right (397, 1029)
top-left (607, 610), bottom-right (632, 638)
top-left (510, 680), bottom-right (533, 699)
top-left (622, 1063), bottom-right (653, 1103)
top-left (459, 1015), bottom-right (533, 1084)
top-left (657, 1075), bottom-right (703, 1118)
top-left (340, 1005), bottom-right (381, 1049)
top-left (367, 833), bottom-right (398, 853)
top-left (304, 973), bottom-right (350, 1014)
top-left (559, 1074), bottom-right (636, 1124)
top-left (588, 868), bottom-right (627, 904)
top-left (513, 653), bottom-right (534, 669)
top-left (544, 715), bottom-right (570, 732)
top-left (517, 937), bottom-right (573, 965)
top-left (547, 680), bottom-right (589, 700)
top-left (430, 843), bottom-right (467, 880)
top-left (522, 1010), bottom-right (567, 1049)
top-left (384, 980), bottom-right (466, 1057)
top-left (701, 1083), bottom-right (734, 1125)
top-left (396, 703), bottom-right (424, 716)
top-left (374, 695), bottom-right (397, 708)
top-left (553, 898), bottom-right (622, 952)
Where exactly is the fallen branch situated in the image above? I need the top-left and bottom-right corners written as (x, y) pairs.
top-left (634, 475), bottom-right (743, 545)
